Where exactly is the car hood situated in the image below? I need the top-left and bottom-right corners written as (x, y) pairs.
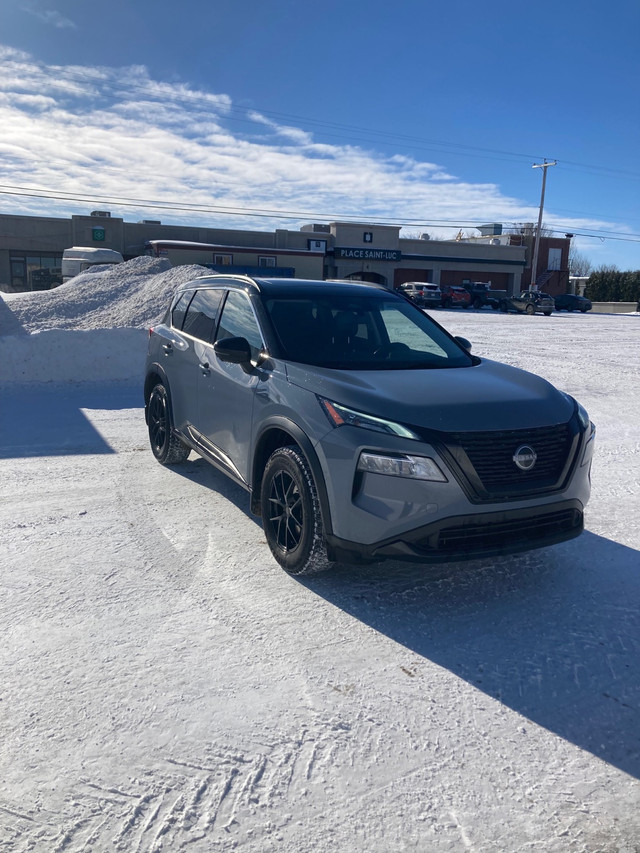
top-left (284, 358), bottom-right (574, 432)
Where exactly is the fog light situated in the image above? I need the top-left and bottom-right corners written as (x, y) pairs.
top-left (357, 452), bottom-right (447, 482)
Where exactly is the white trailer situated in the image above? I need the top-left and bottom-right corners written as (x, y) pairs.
top-left (61, 247), bottom-right (124, 282)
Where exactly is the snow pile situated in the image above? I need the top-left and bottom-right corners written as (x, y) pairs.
top-left (0, 257), bottom-right (212, 384)
top-left (0, 256), bottom-right (211, 333)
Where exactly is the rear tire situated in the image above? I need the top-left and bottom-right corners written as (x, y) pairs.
top-left (261, 446), bottom-right (333, 576)
top-left (148, 383), bottom-right (191, 465)
top-left (525, 304), bottom-right (535, 315)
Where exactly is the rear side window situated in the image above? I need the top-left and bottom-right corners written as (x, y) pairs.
top-left (171, 290), bottom-right (193, 330)
top-left (181, 289), bottom-right (224, 342)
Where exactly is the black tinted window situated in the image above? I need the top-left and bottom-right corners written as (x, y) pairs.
top-left (181, 289), bottom-right (224, 342)
top-left (171, 290), bottom-right (193, 330)
top-left (265, 294), bottom-right (473, 369)
top-left (216, 290), bottom-right (264, 360)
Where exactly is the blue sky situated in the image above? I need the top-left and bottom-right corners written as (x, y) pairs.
top-left (0, 0), bottom-right (638, 269)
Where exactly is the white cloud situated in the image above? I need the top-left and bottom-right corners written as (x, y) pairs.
top-left (22, 4), bottom-right (76, 28)
top-left (0, 46), bottom-right (620, 242)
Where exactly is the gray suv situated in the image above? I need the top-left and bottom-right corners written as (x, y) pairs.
top-left (144, 276), bottom-right (595, 575)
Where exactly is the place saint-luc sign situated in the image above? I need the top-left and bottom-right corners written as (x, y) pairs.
top-left (334, 247), bottom-right (401, 261)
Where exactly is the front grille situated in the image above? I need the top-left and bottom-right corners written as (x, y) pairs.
top-left (441, 423), bottom-right (578, 502)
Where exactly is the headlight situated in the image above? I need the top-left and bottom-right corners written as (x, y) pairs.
top-left (576, 401), bottom-right (591, 432)
top-left (358, 452), bottom-right (447, 482)
top-left (562, 395), bottom-right (595, 465)
top-left (318, 397), bottom-right (420, 440)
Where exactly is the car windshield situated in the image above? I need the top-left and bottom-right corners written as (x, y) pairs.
top-left (264, 293), bottom-right (473, 370)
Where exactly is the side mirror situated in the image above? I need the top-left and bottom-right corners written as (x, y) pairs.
top-left (455, 336), bottom-right (472, 351)
top-left (214, 336), bottom-right (252, 364)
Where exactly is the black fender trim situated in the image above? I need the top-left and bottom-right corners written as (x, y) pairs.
top-left (251, 416), bottom-right (334, 537)
top-left (144, 362), bottom-right (171, 423)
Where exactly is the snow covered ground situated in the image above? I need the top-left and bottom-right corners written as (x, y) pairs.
top-left (1, 262), bottom-right (639, 852)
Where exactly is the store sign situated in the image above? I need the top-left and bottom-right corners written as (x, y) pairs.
top-left (92, 227), bottom-right (106, 242)
top-left (334, 247), bottom-right (401, 262)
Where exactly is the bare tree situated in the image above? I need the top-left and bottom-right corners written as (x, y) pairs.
top-left (569, 250), bottom-right (593, 276)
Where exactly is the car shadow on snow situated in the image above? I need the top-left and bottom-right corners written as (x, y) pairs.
top-left (135, 449), bottom-right (640, 779)
top-left (300, 532), bottom-right (640, 779)
top-left (171, 455), bottom-right (255, 516)
top-left (0, 382), bottom-right (142, 458)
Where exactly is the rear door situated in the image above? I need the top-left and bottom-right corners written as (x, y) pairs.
top-left (196, 289), bottom-right (266, 485)
top-left (169, 288), bottom-right (224, 430)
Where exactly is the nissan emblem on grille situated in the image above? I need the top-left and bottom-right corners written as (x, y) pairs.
top-left (513, 445), bottom-right (538, 471)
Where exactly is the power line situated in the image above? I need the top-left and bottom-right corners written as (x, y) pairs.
top-left (1, 182), bottom-right (639, 243)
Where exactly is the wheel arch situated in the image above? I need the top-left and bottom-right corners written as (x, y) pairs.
top-left (250, 417), bottom-right (333, 535)
top-left (144, 363), bottom-right (171, 422)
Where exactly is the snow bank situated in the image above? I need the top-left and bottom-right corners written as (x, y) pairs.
top-left (0, 257), bottom-right (212, 383)
top-left (0, 256), bottom-right (211, 334)
top-left (0, 327), bottom-right (148, 384)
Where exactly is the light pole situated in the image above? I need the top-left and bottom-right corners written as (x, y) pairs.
top-left (530, 159), bottom-right (556, 289)
top-left (565, 232), bottom-right (574, 293)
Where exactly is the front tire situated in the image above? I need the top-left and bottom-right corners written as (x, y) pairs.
top-left (261, 446), bottom-right (333, 576)
top-left (525, 303), bottom-right (535, 315)
top-left (148, 383), bottom-right (190, 465)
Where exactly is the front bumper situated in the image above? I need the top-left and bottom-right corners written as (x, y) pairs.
top-left (314, 418), bottom-right (592, 565)
top-left (325, 499), bottom-right (584, 564)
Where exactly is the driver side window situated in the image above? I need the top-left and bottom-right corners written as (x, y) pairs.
top-left (216, 290), bottom-right (264, 362)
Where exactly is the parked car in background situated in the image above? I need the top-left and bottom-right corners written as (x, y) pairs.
top-left (145, 274), bottom-right (594, 576)
top-left (399, 282), bottom-right (442, 308)
top-left (500, 291), bottom-right (555, 316)
top-left (30, 267), bottom-right (63, 290)
top-left (554, 293), bottom-right (592, 313)
top-left (440, 285), bottom-right (472, 308)
top-left (463, 282), bottom-right (508, 310)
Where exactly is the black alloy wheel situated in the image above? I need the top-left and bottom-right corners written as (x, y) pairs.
top-left (261, 446), bottom-right (332, 575)
top-left (148, 384), bottom-right (190, 465)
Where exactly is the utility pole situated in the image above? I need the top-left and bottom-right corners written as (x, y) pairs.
top-left (530, 159), bottom-right (556, 289)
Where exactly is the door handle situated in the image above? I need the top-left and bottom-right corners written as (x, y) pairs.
top-left (199, 361), bottom-right (210, 375)
top-left (162, 343), bottom-right (173, 354)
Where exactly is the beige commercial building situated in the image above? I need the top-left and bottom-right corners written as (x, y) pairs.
top-left (1, 211), bottom-right (542, 295)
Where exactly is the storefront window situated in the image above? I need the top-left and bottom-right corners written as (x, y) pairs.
top-left (9, 252), bottom-right (63, 291)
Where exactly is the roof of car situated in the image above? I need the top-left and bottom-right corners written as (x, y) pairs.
top-left (178, 274), bottom-right (395, 298)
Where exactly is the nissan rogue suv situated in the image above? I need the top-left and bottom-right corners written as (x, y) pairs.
top-left (144, 276), bottom-right (595, 575)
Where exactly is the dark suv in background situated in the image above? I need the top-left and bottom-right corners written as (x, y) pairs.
top-left (500, 291), bottom-right (555, 316)
top-left (554, 293), bottom-right (592, 312)
top-left (145, 276), bottom-right (594, 576)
